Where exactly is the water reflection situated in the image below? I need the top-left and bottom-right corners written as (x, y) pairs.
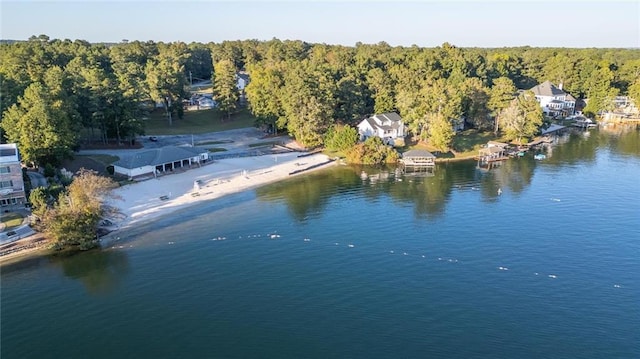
top-left (51, 249), bottom-right (130, 295)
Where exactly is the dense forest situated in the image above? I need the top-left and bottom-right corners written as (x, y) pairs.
top-left (1, 34), bottom-right (639, 166)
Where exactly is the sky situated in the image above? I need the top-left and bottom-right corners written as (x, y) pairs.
top-left (1, 0), bottom-right (639, 48)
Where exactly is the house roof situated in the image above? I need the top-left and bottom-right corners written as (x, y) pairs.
top-left (530, 81), bottom-right (566, 97)
top-left (566, 94), bottom-right (577, 102)
top-left (402, 149), bottom-right (435, 158)
top-left (361, 112), bottom-right (403, 131)
top-left (480, 146), bottom-right (504, 155)
top-left (113, 146), bottom-right (208, 169)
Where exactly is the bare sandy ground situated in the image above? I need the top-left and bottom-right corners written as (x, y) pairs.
top-left (104, 152), bottom-right (335, 232)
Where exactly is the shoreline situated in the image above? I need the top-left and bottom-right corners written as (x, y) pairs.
top-left (1, 152), bottom-right (336, 265)
top-left (99, 152), bottom-right (336, 244)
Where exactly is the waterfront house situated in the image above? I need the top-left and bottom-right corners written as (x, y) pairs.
top-left (529, 81), bottom-right (576, 117)
top-left (0, 143), bottom-right (26, 206)
top-left (357, 112), bottom-right (406, 146)
top-left (113, 146), bottom-right (210, 179)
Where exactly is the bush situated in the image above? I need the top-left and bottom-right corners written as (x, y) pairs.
top-left (44, 163), bottom-right (56, 178)
top-left (346, 137), bottom-right (399, 165)
top-left (324, 125), bottom-right (358, 152)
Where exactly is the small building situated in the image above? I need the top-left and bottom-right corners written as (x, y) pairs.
top-left (400, 149), bottom-right (436, 167)
top-left (529, 81), bottom-right (576, 117)
top-left (236, 72), bottom-right (250, 91)
top-left (478, 146), bottom-right (506, 163)
top-left (0, 143), bottom-right (26, 206)
top-left (113, 146), bottom-right (210, 179)
top-left (357, 112), bottom-right (406, 146)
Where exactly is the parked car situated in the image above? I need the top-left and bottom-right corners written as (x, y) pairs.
top-left (149, 136), bottom-right (158, 142)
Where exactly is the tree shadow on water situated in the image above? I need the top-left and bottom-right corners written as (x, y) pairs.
top-left (51, 248), bottom-right (130, 295)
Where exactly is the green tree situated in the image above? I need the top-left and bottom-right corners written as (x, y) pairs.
top-left (427, 112), bottom-right (455, 151)
top-left (324, 124), bottom-right (358, 152)
top-left (212, 59), bottom-right (239, 120)
top-left (498, 91), bottom-right (543, 143)
top-left (628, 78), bottom-right (640, 108)
top-left (488, 77), bottom-right (517, 133)
top-left (245, 63), bottom-right (284, 133)
top-left (460, 77), bottom-right (491, 130)
top-left (584, 62), bottom-right (619, 117)
top-left (279, 61), bottom-right (335, 148)
top-left (1, 81), bottom-right (77, 166)
top-left (145, 43), bottom-right (188, 125)
top-left (41, 170), bottom-right (118, 250)
top-left (366, 67), bottom-right (395, 113)
top-left (346, 136), bottom-right (399, 165)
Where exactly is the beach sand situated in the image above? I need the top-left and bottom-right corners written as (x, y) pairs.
top-left (104, 152), bottom-right (335, 233)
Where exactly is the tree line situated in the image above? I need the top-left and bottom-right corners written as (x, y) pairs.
top-left (2, 35), bottom-right (640, 165)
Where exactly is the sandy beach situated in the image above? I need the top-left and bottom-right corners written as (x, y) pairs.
top-left (104, 152), bottom-right (335, 234)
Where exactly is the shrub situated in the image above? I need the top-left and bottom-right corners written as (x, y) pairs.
top-left (346, 137), bottom-right (399, 165)
top-left (324, 125), bottom-right (358, 152)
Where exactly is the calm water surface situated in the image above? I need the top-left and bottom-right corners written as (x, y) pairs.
top-left (2, 127), bottom-right (639, 358)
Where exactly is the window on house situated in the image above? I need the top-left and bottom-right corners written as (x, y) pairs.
top-left (0, 180), bottom-right (13, 188)
top-left (0, 166), bottom-right (10, 173)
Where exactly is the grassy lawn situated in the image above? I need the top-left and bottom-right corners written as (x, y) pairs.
top-left (1, 212), bottom-right (24, 230)
top-left (144, 108), bottom-right (257, 135)
top-left (208, 148), bottom-right (227, 153)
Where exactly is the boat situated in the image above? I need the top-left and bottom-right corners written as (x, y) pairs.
top-left (534, 154), bottom-right (546, 160)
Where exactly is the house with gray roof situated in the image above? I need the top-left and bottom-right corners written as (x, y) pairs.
top-left (529, 81), bottom-right (576, 117)
top-left (357, 112), bottom-right (406, 146)
top-left (113, 146), bottom-right (210, 179)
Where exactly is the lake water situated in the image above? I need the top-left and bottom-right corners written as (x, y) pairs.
top-left (2, 126), bottom-right (639, 359)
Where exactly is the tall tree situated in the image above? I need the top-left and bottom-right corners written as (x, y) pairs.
top-left (584, 62), bottom-right (618, 117)
top-left (460, 77), bottom-right (491, 130)
top-left (488, 77), bottom-right (517, 133)
top-left (366, 67), bottom-right (396, 113)
top-left (145, 43), bottom-right (188, 125)
top-left (280, 61), bottom-right (335, 148)
top-left (245, 63), bottom-right (284, 132)
top-left (1, 72), bottom-right (78, 166)
top-left (498, 91), bottom-right (543, 143)
top-left (41, 170), bottom-right (117, 250)
top-left (427, 112), bottom-right (455, 151)
top-left (212, 59), bottom-right (239, 120)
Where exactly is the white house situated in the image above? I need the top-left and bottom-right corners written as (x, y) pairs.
top-left (357, 112), bottom-right (406, 145)
top-left (236, 72), bottom-right (250, 91)
top-left (529, 81), bottom-right (576, 117)
top-left (0, 143), bottom-right (26, 206)
top-left (113, 146), bottom-right (210, 179)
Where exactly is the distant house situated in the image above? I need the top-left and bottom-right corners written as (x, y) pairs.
top-left (113, 146), bottom-right (210, 179)
top-left (0, 143), bottom-right (26, 206)
top-left (529, 81), bottom-right (576, 117)
top-left (357, 112), bottom-right (406, 146)
top-left (236, 72), bottom-right (250, 91)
